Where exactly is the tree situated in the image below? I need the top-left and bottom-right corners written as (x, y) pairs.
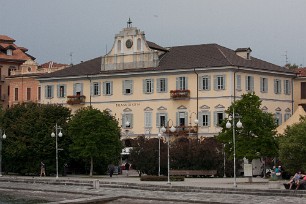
top-left (285, 63), bottom-right (299, 70)
top-left (217, 92), bottom-right (278, 163)
top-left (278, 116), bottom-right (306, 174)
top-left (129, 136), bottom-right (168, 176)
top-left (2, 103), bottom-right (71, 175)
top-left (68, 107), bottom-right (122, 176)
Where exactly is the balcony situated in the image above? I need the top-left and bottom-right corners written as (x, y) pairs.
top-left (170, 90), bottom-right (190, 100)
top-left (67, 95), bottom-right (86, 105)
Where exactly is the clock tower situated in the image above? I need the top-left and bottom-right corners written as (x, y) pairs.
top-left (101, 19), bottom-right (161, 71)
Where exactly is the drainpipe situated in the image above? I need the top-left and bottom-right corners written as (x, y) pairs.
top-left (87, 74), bottom-right (92, 107)
top-left (193, 68), bottom-right (199, 142)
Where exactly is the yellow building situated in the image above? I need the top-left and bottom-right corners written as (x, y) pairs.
top-left (38, 22), bottom-right (296, 139)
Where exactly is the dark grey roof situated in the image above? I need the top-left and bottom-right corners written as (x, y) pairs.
top-left (39, 43), bottom-right (295, 79)
top-left (39, 57), bottom-right (101, 78)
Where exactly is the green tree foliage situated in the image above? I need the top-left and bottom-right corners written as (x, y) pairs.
top-left (129, 136), bottom-right (224, 176)
top-left (278, 116), bottom-right (306, 174)
top-left (2, 103), bottom-right (71, 175)
top-left (68, 107), bottom-right (122, 176)
top-left (129, 136), bottom-right (168, 176)
top-left (217, 92), bottom-right (278, 161)
top-left (285, 63), bottom-right (299, 70)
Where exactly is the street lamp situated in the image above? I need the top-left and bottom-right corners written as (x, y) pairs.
top-left (161, 119), bottom-right (176, 184)
top-left (226, 110), bottom-right (242, 187)
top-left (189, 112), bottom-right (199, 139)
top-left (157, 132), bottom-right (162, 176)
top-left (51, 123), bottom-right (63, 179)
top-left (0, 130), bottom-right (7, 177)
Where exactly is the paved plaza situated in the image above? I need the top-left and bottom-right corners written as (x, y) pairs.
top-left (0, 174), bottom-right (305, 203)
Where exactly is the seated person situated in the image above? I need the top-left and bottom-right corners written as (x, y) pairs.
top-left (288, 171), bottom-right (303, 190)
top-left (296, 175), bottom-right (306, 190)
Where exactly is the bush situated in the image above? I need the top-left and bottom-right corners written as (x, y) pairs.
top-left (140, 175), bottom-right (185, 181)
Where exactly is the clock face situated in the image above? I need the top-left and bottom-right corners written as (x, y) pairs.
top-left (126, 39), bottom-right (133, 48)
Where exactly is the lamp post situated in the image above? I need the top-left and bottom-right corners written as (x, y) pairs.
top-left (161, 119), bottom-right (176, 184)
top-left (0, 130), bottom-right (7, 177)
top-left (157, 132), bottom-right (162, 176)
top-left (189, 112), bottom-right (199, 139)
top-left (51, 123), bottom-right (63, 179)
top-left (226, 110), bottom-right (242, 187)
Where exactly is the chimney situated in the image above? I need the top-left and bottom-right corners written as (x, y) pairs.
top-left (235, 47), bottom-right (252, 60)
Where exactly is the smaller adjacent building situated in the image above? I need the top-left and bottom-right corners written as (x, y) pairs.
top-left (0, 35), bottom-right (36, 108)
top-left (6, 61), bottom-right (68, 107)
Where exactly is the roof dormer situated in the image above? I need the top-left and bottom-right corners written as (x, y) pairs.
top-left (235, 47), bottom-right (252, 60)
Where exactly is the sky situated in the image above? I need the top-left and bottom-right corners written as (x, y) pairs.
top-left (1, 0), bottom-right (306, 67)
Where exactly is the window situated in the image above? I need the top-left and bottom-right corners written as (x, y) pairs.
top-left (73, 83), bottom-right (83, 96)
top-left (236, 75), bottom-right (241, 90)
top-left (274, 79), bottom-right (281, 94)
top-left (176, 77), bottom-right (188, 90)
top-left (284, 80), bottom-right (291, 95)
top-left (123, 113), bottom-right (133, 128)
top-left (275, 112), bottom-right (282, 125)
top-left (7, 49), bottom-right (12, 56)
top-left (103, 81), bottom-right (113, 95)
top-left (45, 85), bottom-right (54, 99)
top-left (284, 113), bottom-right (291, 122)
top-left (117, 40), bottom-right (121, 53)
top-left (143, 79), bottom-right (154, 94)
top-left (91, 82), bottom-right (101, 96)
top-left (38, 86), bottom-right (41, 101)
top-left (246, 76), bottom-right (254, 91)
top-left (137, 38), bottom-right (141, 50)
top-left (144, 112), bottom-right (152, 128)
top-left (177, 112), bottom-right (187, 127)
top-left (200, 75), bottom-right (210, 91)
top-left (301, 82), bottom-right (306, 99)
top-left (157, 78), bottom-right (167, 93)
top-left (214, 75), bottom-right (225, 90)
top-left (14, 88), bottom-right (18, 101)
top-left (200, 112), bottom-right (211, 127)
top-left (260, 77), bottom-right (268, 93)
top-left (57, 84), bottom-right (66, 98)
top-left (123, 80), bottom-right (133, 95)
top-left (156, 113), bottom-right (167, 127)
top-left (214, 111), bottom-right (224, 126)
top-left (26, 88), bottom-right (31, 101)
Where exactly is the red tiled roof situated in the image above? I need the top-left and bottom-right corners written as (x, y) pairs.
top-left (296, 67), bottom-right (306, 77)
top-left (39, 61), bottom-right (69, 68)
top-left (0, 35), bottom-right (15, 42)
top-left (0, 34), bottom-right (35, 62)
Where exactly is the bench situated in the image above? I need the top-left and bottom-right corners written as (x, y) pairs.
top-left (283, 183), bottom-right (306, 190)
top-left (170, 170), bottom-right (217, 177)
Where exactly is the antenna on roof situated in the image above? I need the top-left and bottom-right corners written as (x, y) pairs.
top-left (282, 50), bottom-right (289, 65)
top-left (70, 52), bottom-right (73, 66)
top-left (105, 44), bottom-right (108, 55)
top-left (127, 17), bottom-right (132, 28)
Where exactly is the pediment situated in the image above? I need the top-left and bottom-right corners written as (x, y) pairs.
top-left (200, 105), bottom-right (210, 110)
top-left (285, 108), bottom-right (291, 112)
top-left (157, 106), bottom-right (167, 111)
top-left (275, 107), bottom-right (282, 112)
top-left (123, 108), bottom-right (132, 112)
top-left (177, 105), bottom-right (187, 110)
top-left (144, 107), bottom-right (153, 111)
top-left (214, 104), bottom-right (225, 109)
top-left (261, 106), bottom-right (268, 111)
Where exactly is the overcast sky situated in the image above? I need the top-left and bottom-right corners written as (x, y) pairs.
top-left (1, 0), bottom-right (305, 67)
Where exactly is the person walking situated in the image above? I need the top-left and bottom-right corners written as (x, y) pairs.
top-left (125, 162), bottom-right (130, 177)
top-left (108, 163), bottom-right (115, 177)
top-left (40, 161), bottom-right (46, 177)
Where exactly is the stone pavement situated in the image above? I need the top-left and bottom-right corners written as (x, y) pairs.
top-left (0, 174), bottom-right (306, 203)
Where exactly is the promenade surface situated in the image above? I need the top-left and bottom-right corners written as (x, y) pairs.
top-left (0, 172), bottom-right (305, 204)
